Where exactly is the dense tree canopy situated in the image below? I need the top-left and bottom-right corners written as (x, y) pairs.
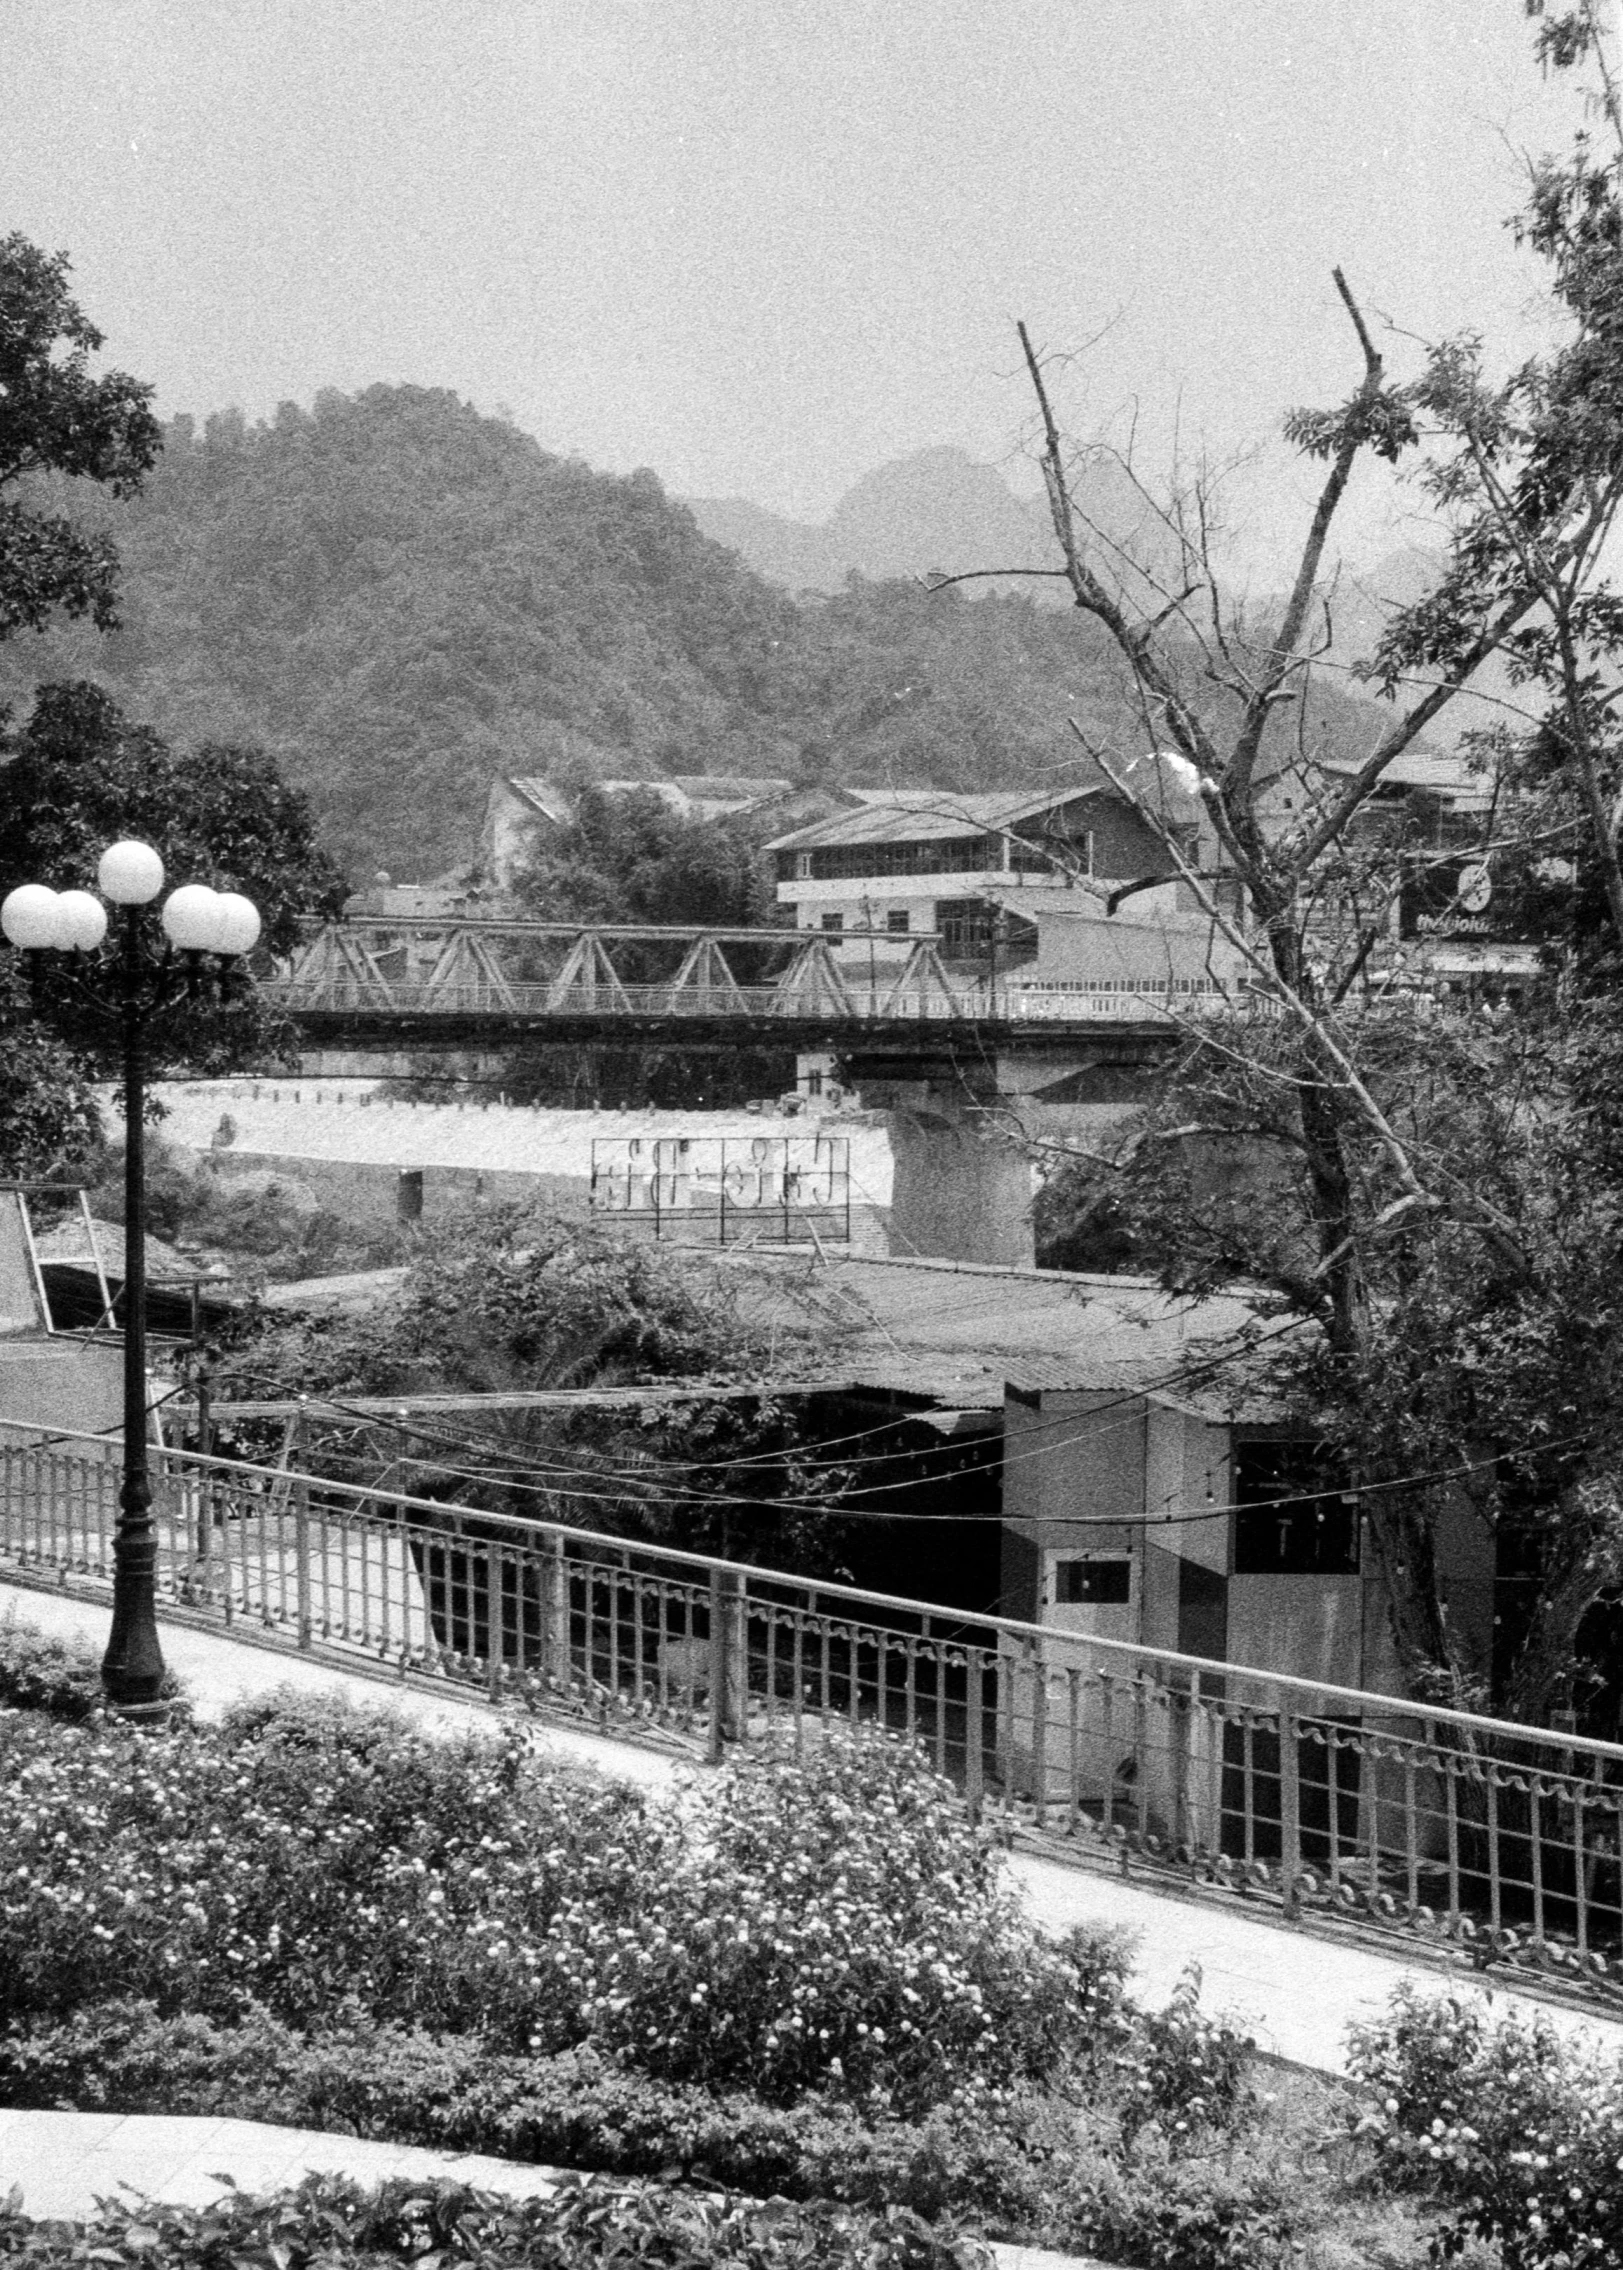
top-left (0, 235), bottom-right (160, 638)
top-left (0, 684), bottom-right (346, 1176)
top-left (219, 1205), bottom-right (857, 1579)
top-left (0, 384), bottom-right (1399, 880)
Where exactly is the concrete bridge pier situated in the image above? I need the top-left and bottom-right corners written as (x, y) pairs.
top-left (856, 1041), bottom-right (1161, 1266)
top-left (882, 1089), bottom-right (1038, 1267)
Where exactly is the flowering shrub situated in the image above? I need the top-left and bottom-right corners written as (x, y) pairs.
top-left (0, 2169), bottom-right (992, 2270)
top-left (547, 1726), bottom-right (1087, 2115)
top-left (0, 1999), bottom-right (1048, 2228)
top-left (0, 1700), bottom-right (1088, 2115)
top-left (0, 1678), bottom-right (1259, 2188)
top-left (1108, 1964), bottom-right (1257, 2147)
top-left (0, 1617), bottom-right (187, 1721)
top-left (1346, 1981), bottom-right (1623, 2269)
top-left (0, 1621), bottom-right (104, 1720)
top-left (0, 1695), bottom-right (666, 2043)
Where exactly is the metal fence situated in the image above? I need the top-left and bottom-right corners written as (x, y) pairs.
top-left (262, 977), bottom-right (1226, 1024)
top-left (3, 1421), bottom-right (1621, 2010)
top-left (588, 1135), bottom-right (851, 1245)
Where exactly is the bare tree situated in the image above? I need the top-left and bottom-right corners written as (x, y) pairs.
top-left (989, 3), bottom-right (1623, 1714)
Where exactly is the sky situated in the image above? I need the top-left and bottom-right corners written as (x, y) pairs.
top-left (1, 1), bottom-right (1599, 580)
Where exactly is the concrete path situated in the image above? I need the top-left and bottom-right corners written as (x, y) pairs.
top-left (5, 1573), bottom-right (1623, 2087)
top-left (0, 2110), bottom-right (1086, 2268)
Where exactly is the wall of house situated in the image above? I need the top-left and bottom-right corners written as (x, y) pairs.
top-left (0, 1337), bottom-right (124, 1448)
top-left (198, 1150), bottom-right (589, 1230)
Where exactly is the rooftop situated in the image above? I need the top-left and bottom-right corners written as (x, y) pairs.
top-left (766, 766), bottom-right (1203, 854)
top-left (1321, 746), bottom-right (1496, 803)
top-left (766, 788), bottom-right (1092, 854)
top-left (706, 1248), bottom-right (1300, 1411)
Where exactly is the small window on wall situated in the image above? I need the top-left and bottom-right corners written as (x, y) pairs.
top-left (1232, 1442), bottom-right (1360, 1575)
top-left (820, 912), bottom-right (844, 934)
top-left (887, 909), bottom-right (910, 933)
top-left (1054, 1557), bottom-right (1131, 1605)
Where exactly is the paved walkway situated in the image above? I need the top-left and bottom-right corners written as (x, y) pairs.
top-left (7, 1576), bottom-right (1623, 2075)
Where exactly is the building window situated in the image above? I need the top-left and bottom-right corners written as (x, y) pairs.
top-left (820, 912), bottom-right (844, 934)
top-left (886, 909), bottom-right (910, 933)
top-left (795, 852), bottom-right (813, 880)
top-left (1232, 1442), bottom-right (1360, 1575)
top-left (1054, 1557), bottom-right (1131, 1605)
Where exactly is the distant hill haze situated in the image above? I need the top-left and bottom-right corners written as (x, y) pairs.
top-left (0, 389), bottom-right (1418, 879)
top-left (688, 444), bottom-right (1175, 598)
top-left (1290, 544), bottom-right (1522, 751)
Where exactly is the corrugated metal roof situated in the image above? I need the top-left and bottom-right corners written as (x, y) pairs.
top-left (766, 789), bottom-right (1089, 853)
top-left (702, 1249), bottom-right (1301, 1412)
top-left (502, 776), bottom-right (573, 823)
top-left (1321, 748), bottom-right (1493, 800)
top-left (671, 775), bottom-right (794, 802)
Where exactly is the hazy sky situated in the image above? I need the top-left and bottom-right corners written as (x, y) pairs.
top-left (2, 1), bottom-right (1593, 577)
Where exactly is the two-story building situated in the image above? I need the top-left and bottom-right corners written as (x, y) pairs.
top-left (765, 773), bottom-right (1245, 998)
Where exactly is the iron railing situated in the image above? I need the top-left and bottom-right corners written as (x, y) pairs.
top-left (261, 921), bottom-right (1243, 1031)
top-left (261, 976), bottom-right (1229, 1025)
top-left (3, 1421), bottom-right (1621, 2009)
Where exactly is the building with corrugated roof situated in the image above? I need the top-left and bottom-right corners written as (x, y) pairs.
top-left (765, 773), bottom-right (1245, 994)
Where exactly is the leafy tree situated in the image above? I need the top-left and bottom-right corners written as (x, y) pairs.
top-left (0, 235), bottom-right (160, 636)
top-left (1019, 2), bottom-right (1623, 1722)
top-left (497, 785), bottom-right (790, 1108)
top-left (0, 683), bottom-right (346, 1175)
top-left (218, 1204), bottom-right (857, 1581)
top-left (516, 783), bottom-right (775, 930)
top-left (1, 681), bottom-right (345, 957)
top-left (0, 382), bottom-right (1399, 881)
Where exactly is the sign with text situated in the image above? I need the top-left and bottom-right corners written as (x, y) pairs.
top-left (1399, 854), bottom-right (1530, 944)
top-left (590, 1134), bottom-right (850, 1246)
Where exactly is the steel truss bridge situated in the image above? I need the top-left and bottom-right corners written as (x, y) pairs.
top-left (265, 918), bottom-right (1235, 1053)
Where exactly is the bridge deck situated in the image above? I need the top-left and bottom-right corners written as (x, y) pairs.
top-left (265, 920), bottom-right (1235, 1050)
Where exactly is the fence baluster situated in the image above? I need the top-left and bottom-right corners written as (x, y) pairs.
top-left (1063, 1667), bottom-right (1081, 1835)
top-left (1279, 1700), bottom-right (1302, 1916)
top-left (1030, 1639), bottom-right (1048, 1827)
top-left (965, 1649), bottom-right (984, 1824)
top-left (1445, 1756), bottom-right (1462, 1934)
top-left (1486, 1767), bottom-right (1502, 1937)
top-left (1530, 1781), bottom-right (1546, 1946)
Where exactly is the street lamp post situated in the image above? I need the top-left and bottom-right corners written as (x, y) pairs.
top-left (1, 841), bottom-right (261, 1720)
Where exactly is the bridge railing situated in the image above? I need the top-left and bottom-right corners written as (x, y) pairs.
top-left (261, 976), bottom-right (1231, 1024)
top-left (5, 1419), bottom-right (1617, 2004)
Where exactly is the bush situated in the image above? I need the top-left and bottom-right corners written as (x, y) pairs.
top-left (0, 1616), bottom-right (188, 1722)
top-left (0, 1621), bottom-right (103, 1721)
top-left (1346, 1980), bottom-right (1623, 2270)
top-left (0, 1997), bottom-right (1294, 2262)
top-left (0, 2169), bottom-right (992, 2270)
top-left (1109, 1963), bottom-right (1259, 2146)
top-left (552, 1725), bottom-right (1088, 2115)
top-left (0, 1695), bottom-right (665, 2041)
top-left (0, 1700), bottom-right (1100, 2119)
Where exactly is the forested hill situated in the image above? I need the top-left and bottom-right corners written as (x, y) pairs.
top-left (0, 386), bottom-right (1402, 879)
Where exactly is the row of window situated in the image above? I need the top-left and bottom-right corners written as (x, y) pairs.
top-left (779, 831), bottom-right (1089, 883)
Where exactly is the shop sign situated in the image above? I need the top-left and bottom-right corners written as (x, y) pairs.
top-left (1399, 854), bottom-right (1528, 942)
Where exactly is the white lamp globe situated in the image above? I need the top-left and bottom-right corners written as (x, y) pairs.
top-left (1, 885), bottom-right (63, 950)
top-left (161, 883), bottom-right (225, 951)
top-left (98, 840), bottom-right (165, 905)
top-left (212, 892), bottom-right (262, 956)
top-left (52, 890), bottom-right (109, 952)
